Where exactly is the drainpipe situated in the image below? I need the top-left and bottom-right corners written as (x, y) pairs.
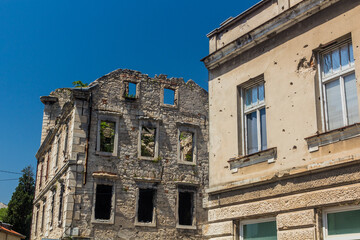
top-left (83, 92), bottom-right (92, 185)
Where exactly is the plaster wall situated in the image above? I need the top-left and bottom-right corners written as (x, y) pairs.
top-left (208, 1), bottom-right (360, 189)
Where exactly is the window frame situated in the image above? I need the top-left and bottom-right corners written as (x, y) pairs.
top-left (134, 183), bottom-right (157, 227)
top-left (239, 217), bottom-right (277, 240)
top-left (239, 77), bottom-right (267, 155)
top-left (91, 181), bottom-right (116, 224)
top-left (322, 205), bottom-right (360, 240)
top-left (96, 114), bottom-right (119, 156)
top-left (318, 39), bottom-right (358, 132)
top-left (177, 126), bottom-right (197, 165)
top-left (138, 120), bottom-right (160, 160)
top-left (176, 187), bottom-right (197, 229)
top-left (160, 84), bottom-right (179, 108)
top-left (123, 80), bottom-right (140, 100)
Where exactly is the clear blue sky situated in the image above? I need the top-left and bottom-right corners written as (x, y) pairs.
top-left (0, 0), bottom-right (260, 204)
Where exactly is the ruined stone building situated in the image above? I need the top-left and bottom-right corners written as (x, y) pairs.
top-left (202, 0), bottom-right (360, 239)
top-left (31, 69), bottom-right (208, 240)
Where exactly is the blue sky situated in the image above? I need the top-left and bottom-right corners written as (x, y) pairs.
top-left (0, 0), bottom-right (260, 204)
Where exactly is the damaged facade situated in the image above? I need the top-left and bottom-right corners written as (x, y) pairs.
top-left (202, 0), bottom-right (360, 239)
top-left (31, 69), bottom-right (208, 240)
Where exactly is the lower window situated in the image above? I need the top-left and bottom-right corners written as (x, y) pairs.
top-left (94, 184), bottom-right (113, 220)
top-left (177, 188), bottom-right (196, 228)
top-left (323, 206), bottom-right (360, 240)
top-left (240, 218), bottom-right (277, 240)
top-left (136, 188), bottom-right (156, 225)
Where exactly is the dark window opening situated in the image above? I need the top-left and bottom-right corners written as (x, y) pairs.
top-left (58, 183), bottom-right (64, 223)
top-left (164, 88), bottom-right (175, 105)
top-left (178, 191), bottom-right (194, 226)
top-left (137, 188), bottom-right (155, 223)
top-left (180, 131), bottom-right (194, 162)
top-left (124, 82), bottom-right (137, 99)
top-left (100, 120), bottom-right (115, 152)
top-left (95, 184), bottom-right (113, 220)
top-left (141, 126), bottom-right (156, 157)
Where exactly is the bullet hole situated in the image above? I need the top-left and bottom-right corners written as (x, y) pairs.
top-left (302, 158), bottom-right (306, 161)
top-left (274, 61), bottom-right (278, 65)
top-left (303, 44), bottom-right (309, 48)
top-left (283, 157), bottom-right (286, 159)
top-left (290, 82), bottom-right (293, 85)
top-left (297, 53), bottom-right (299, 55)
top-left (282, 129), bottom-right (286, 132)
top-left (296, 139), bottom-right (299, 141)
top-left (329, 151), bottom-right (331, 153)
top-left (294, 92), bottom-right (297, 94)
top-left (282, 6), bottom-right (284, 10)
top-left (219, 110), bottom-right (222, 112)
top-left (230, 115), bottom-right (233, 117)
top-left (293, 145), bottom-right (297, 150)
top-left (292, 105), bottom-right (294, 107)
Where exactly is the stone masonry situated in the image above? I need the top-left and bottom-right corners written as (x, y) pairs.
top-left (31, 69), bottom-right (209, 240)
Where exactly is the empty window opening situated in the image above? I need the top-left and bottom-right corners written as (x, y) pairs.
top-left (164, 88), bottom-right (175, 105)
top-left (125, 82), bottom-right (137, 99)
top-left (180, 131), bottom-right (194, 162)
top-left (58, 183), bottom-right (64, 224)
top-left (100, 120), bottom-right (115, 152)
top-left (50, 189), bottom-right (56, 227)
top-left (94, 184), bottom-right (113, 220)
top-left (137, 188), bottom-right (155, 223)
top-left (178, 191), bottom-right (194, 226)
top-left (141, 126), bottom-right (156, 157)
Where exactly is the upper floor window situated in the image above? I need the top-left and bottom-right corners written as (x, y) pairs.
top-left (138, 120), bottom-right (159, 159)
top-left (96, 114), bottom-right (119, 156)
top-left (320, 39), bottom-right (359, 131)
top-left (242, 81), bottom-right (267, 155)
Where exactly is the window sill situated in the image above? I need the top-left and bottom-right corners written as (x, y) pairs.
top-left (228, 147), bottom-right (277, 170)
top-left (91, 219), bottom-right (114, 225)
top-left (176, 224), bottom-right (197, 230)
top-left (178, 160), bottom-right (196, 166)
top-left (305, 123), bottom-right (360, 152)
top-left (138, 156), bottom-right (159, 161)
top-left (95, 151), bottom-right (117, 157)
top-left (161, 103), bottom-right (178, 109)
top-left (134, 222), bottom-right (157, 227)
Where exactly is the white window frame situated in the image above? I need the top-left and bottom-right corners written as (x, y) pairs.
top-left (91, 181), bottom-right (116, 224)
top-left (323, 205), bottom-right (360, 240)
top-left (138, 120), bottom-right (160, 160)
top-left (240, 79), bottom-right (266, 155)
top-left (176, 187), bottom-right (197, 229)
top-left (96, 114), bottom-right (119, 156)
top-left (318, 39), bottom-right (358, 131)
top-left (177, 126), bottom-right (197, 165)
top-left (239, 217), bottom-right (277, 240)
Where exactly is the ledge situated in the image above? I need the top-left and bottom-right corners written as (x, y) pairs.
top-left (201, 0), bottom-right (341, 70)
top-left (228, 147), bottom-right (277, 170)
top-left (305, 123), bottom-right (360, 152)
top-left (133, 177), bottom-right (161, 183)
top-left (92, 171), bottom-right (119, 179)
top-left (40, 96), bottom-right (58, 104)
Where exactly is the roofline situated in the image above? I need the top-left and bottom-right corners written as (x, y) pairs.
top-left (0, 227), bottom-right (26, 239)
top-left (206, 0), bottom-right (272, 38)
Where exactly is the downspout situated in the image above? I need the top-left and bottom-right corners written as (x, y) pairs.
top-left (83, 92), bottom-right (92, 185)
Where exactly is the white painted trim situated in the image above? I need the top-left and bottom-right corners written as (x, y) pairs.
top-left (322, 205), bottom-right (360, 240)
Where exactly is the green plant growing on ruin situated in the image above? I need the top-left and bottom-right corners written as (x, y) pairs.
top-left (72, 80), bottom-right (89, 88)
top-left (100, 121), bottom-right (115, 152)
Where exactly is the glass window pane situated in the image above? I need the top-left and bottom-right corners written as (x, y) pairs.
top-left (245, 89), bottom-right (252, 108)
top-left (350, 44), bottom-right (354, 64)
top-left (260, 108), bottom-right (267, 151)
top-left (243, 221), bottom-right (277, 240)
top-left (344, 73), bottom-right (359, 125)
top-left (246, 112), bottom-right (258, 154)
top-left (258, 84), bottom-right (264, 102)
top-left (325, 80), bottom-right (344, 130)
top-left (332, 50), bottom-right (340, 73)
top-left (323, 53), bottom-right (332, 76)
top-left (252, 86), bottom-right (258, 105)
top-left (340, 45), bottom-right (349, 68)
top-left (327, 209), bottom-right (360, 236)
